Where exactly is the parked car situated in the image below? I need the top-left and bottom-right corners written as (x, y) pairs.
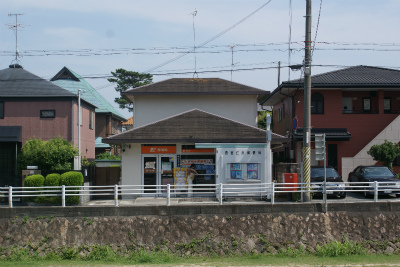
top-left (348, 165), bottom-right (400, 197)
top-left (310, 166), bottom-right (346, 198)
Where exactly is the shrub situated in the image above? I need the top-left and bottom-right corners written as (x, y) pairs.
top-left (60, 171), bottom-right (83, 204)
top-left (45, 173), bottom-right (61, 186)
top-left (24, 174), bottom-right (45, 202)
top-left (96, 152), bottom-right (121, 160)
top-left (35, 173), bottom-right (62, 204)
top-left (108, 165), bottom-right (120, 167)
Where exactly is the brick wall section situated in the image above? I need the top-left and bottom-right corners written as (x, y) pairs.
top-left (273, 89), bottom-right (400, 174)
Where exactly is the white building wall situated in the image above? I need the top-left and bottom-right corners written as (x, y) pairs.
top-left (121, 143), bottom-right (142, 187)
top-left (133, 95), bottom-right (258, 127)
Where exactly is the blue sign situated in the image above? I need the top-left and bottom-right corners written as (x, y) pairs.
top-left (292, 117), bottom-right (298, 130)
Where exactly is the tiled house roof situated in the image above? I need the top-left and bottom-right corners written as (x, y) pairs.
top-left (262, 65), bottom-right (400, 106)
top-left (104, 109), bottom-right (287, 144)
top-left (283, 65), bottom-right (400, 88)
top-left (0, 64), bottom-right (77, 98)
top-left (122, 78), bottom-right (269, 100)
top-left (51, 67), bottom-right (126, 121)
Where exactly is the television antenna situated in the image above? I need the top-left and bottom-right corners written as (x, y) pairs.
top-left (190, 8), bottom-right (198, 77)
top-left (7, 13), bottom-right (25, 65)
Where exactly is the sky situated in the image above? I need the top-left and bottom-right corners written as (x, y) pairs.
top-left (1, 0), bottom-right (399, 119)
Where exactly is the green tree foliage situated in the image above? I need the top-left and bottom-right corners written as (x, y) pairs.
top-left (257, 111), bottom-right (272, 130)
top-left (107, 68), bottom-right (153, 112)
top-left (19, 137), bottom-right (78, 171)
top-left (96, 152), bottom-right (121, 160)
top-left (367, 140), bottom-right (400, 169)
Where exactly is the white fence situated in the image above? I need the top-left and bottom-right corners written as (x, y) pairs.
top-left (1, 181), bottom-right (400, 208)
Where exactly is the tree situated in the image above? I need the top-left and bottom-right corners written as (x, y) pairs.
top-left (18, 137), bottom-right (78, 171)
top-left (367, 140), bottom-right (400, 169)
top-left (257, 111), bottom-right (272, 130)
top-left (107, 68), bottom-right (153, 112)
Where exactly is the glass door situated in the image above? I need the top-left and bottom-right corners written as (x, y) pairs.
top-left (143, 156), bottom-right (157, 194)
top-left (142, 155), bottom-right (175, 195)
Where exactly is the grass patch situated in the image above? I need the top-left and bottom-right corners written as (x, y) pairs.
top-left (1, 254), bottom-right (400, 267)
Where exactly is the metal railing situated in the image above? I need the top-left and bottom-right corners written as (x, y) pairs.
top-left (1, 181), bottom-right (400, 208)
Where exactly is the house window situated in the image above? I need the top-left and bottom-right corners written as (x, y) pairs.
top-left (40, 110), bottom-right (55, 118)
top-left (363, 97), bottom-right (371, 113)
top-left (277, 107), bottom-right (282, 122)
top-left (384, 98), bottom-right (391, 113)
top-left (89, 110), bottom-right (94, 129)
top-left (0, 102), bottom-right (3, 119)
top-left (311, 93), bottom-right (324, 114)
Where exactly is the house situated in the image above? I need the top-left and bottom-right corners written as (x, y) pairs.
top-left (0, 64), bottom-right (96, 186)
top-left (262, 65), bottom-right (400, 178)
top-left (51, 67), bottom-right (126, 156)
top-left (122, 117), bottom-right (133, 131)
top-left (103, 78), bottom-right (287, 196)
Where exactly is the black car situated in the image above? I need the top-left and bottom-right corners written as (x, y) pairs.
top-left (310, 166), bottom-right (346, 198)
top-left (348, 165), bottom-right (400, 197)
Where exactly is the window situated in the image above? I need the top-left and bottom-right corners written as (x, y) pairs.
top-left (311, 93), bottom-right (324, 114)
top-left (277, 107), bottom-right (282, 122)
top-left (363, 97), bottom-right (371, 113)
top-left (89, 110), bottom-right (94, 129)
top-left (227, 163), bottom-right (260, 180)
top-left (0, 102), bottom-right (3, 119)
top-left (384, 97), bottom-right (391, 113)
top-left (40, 110), bottom-right (55, 118)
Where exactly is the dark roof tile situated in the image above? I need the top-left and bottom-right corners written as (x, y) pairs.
top-left (104, 109), bottom-right (285, 144)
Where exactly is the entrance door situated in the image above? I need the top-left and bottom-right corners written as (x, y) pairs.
top-left (142, 155), bottom-right (175, 195)
top-left (327, 144), bottom-right (338, 170)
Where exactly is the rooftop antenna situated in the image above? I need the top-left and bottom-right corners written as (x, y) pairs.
top-left (7, 13), bottom-right (25, 65)
top-left (230, 45), bottom-right (239, 81)
top-left (191, 8), bottom-right (198, 78)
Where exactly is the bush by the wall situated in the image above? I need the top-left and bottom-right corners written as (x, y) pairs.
top-left (24, 174), bottom-right (45, 202)
top-left (45, 173), bottom-right (61, 186)
top-left (35, 173), bottom-right (62, 204)
top-left (60, 171), bottom-right (84, 204)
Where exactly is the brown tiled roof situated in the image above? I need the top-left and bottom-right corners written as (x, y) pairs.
top-left (122, 117), bottom-right (133, 126)
top-left (121, 78), bottom-right (269, 96)
top-left (104, 109), bottom-right (286, 144)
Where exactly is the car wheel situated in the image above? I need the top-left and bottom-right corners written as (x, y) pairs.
top-left (339, 192), bottom-right (346, 199)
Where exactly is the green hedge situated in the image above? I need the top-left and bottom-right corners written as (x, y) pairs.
top-left (24, 172), bottom-right (84, 205)
top-left (24, 174), bottom-right (45, 202)
top-left (60, 171), bottom-right (83, 204)
top-left (35, 173), bottom-right (62, 204)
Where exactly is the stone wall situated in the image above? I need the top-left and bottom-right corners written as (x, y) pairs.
top-left (2, 210), bottom-right (400, 255)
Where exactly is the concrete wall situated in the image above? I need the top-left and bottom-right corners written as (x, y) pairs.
top-left (2, 203), bottom-right (400, 255)
top-left (133, 95), bottom-right (258, 127)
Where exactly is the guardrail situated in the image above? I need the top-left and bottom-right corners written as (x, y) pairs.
top-left (1, 181), bottom-right (400, 208)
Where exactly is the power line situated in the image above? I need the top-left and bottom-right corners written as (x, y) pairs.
top-left (144, 0), bottom-right (273, 72)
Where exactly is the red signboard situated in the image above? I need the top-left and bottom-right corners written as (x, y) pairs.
top-left (141, 145), bottom-right (176, 154)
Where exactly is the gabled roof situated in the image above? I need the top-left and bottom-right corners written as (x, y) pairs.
top-left (103, 109), bottom-right (287, 144)
top-left (122, 117), bottom-right (133, 126)
top-left (284, 65), bottom-right (400, 88)
top-left (263, 65), bottom-right (400, 106)
top-left (121, 78), bottom-right (269, 101)
top-left (51, 67), bottom-right (126, 121)
top-left (0, 64), bottom-right (77, 98)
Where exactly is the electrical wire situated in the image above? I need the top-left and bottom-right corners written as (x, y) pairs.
top-left (144, 0), bottom-right (273, 72)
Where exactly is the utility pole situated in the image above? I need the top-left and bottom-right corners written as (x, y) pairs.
top-left (302, 0), bottom-right (312, 202)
